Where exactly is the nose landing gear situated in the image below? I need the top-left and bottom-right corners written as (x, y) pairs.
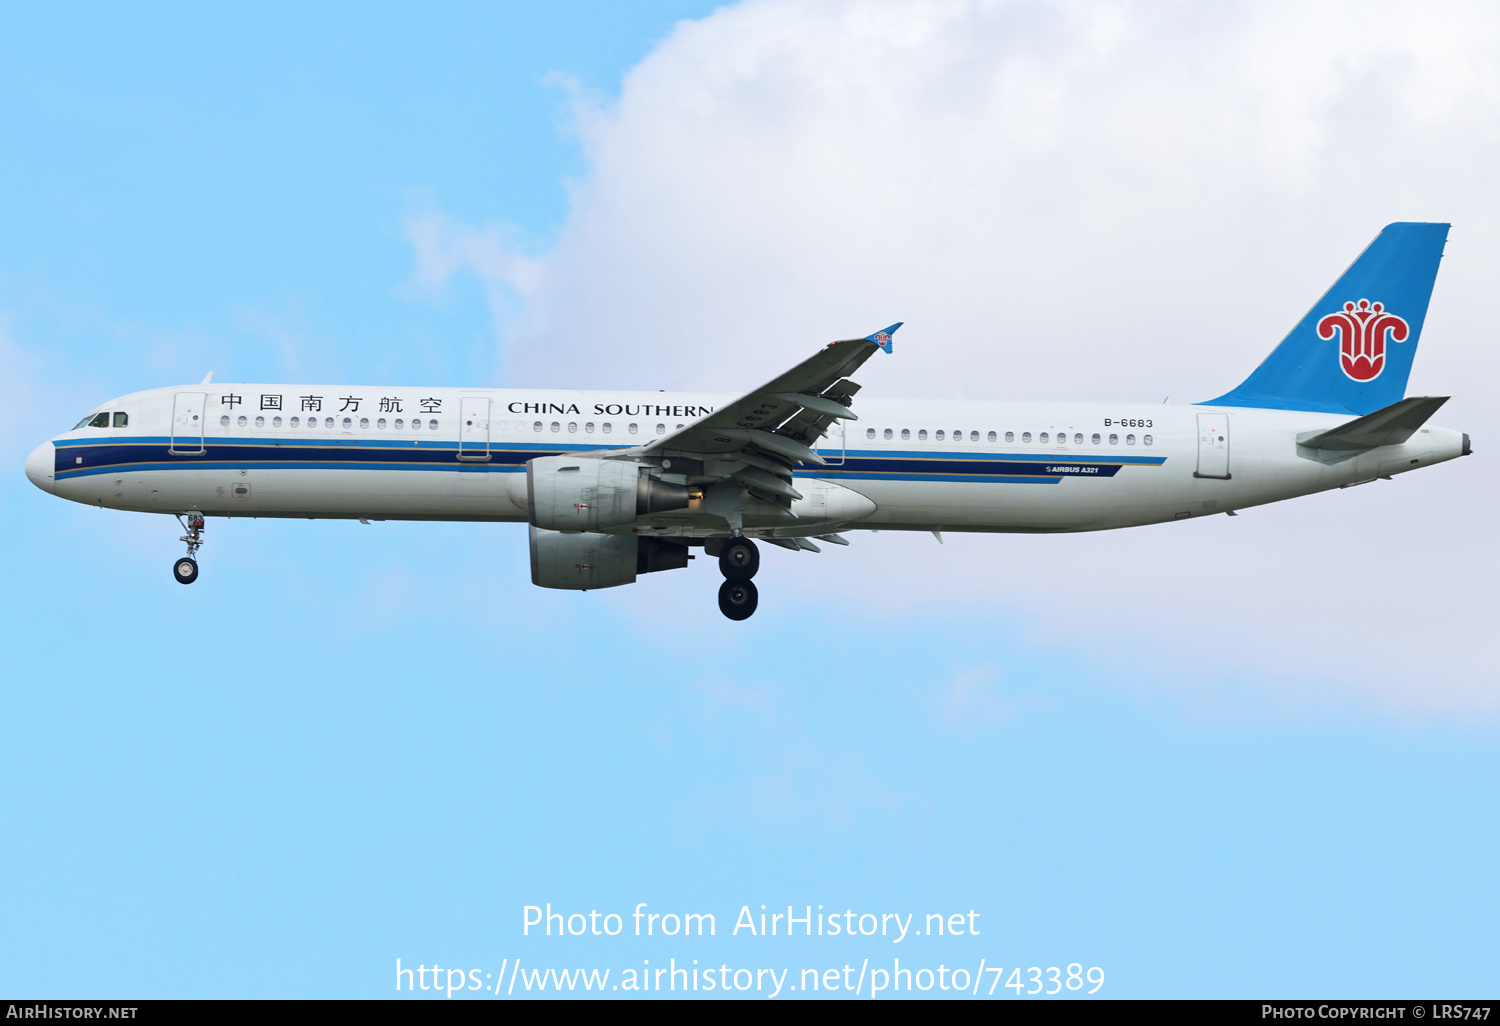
top-left (173, 512), bottom-right (204, 585)
top-left (716, 537), bottom-right (759, 620)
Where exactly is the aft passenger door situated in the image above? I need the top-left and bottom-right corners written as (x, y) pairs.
top-left (458, 397), bottom-right (491, 461)
top-left (1195, 413), bottom-right (1230, 479)
top-left (170, 392), bottom-right (206, 455)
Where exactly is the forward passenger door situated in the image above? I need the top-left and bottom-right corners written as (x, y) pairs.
top-left (170, 393), bottom-right (206, 455)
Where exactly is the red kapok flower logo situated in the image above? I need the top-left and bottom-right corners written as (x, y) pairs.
top-left (1317, 299), bottom-right (1409, 383)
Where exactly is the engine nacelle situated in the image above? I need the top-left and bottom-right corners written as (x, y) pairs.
top-left (526, 455), bottom-right (691, 531)
top-left (529, 527), bottom-right (690, 590)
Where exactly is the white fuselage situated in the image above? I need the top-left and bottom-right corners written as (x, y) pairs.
top-left (26, 383), bottom-right (1467, 534)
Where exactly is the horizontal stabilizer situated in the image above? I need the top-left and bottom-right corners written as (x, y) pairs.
top-left (1297, 396), bottom-right (1449, 451)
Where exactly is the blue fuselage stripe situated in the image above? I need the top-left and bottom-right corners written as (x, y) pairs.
top-left (53, 436), bottom-right (1167, 483)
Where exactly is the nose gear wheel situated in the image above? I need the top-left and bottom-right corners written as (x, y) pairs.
top-left (173, 512), bottom-right (205, 585)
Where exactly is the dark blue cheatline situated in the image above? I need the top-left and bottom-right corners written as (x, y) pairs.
top-left (52, 436), bottom-right (1166, 484)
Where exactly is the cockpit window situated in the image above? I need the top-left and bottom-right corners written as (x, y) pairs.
top-left (74, 415), bottom-right (95, 429)
top-left (113, 412), bottom-right (128, 428)
top-left (87, 413), bottom-right (110, 428)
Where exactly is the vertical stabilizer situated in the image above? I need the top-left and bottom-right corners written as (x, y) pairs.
top-left (1205, 223), bottom-right (1448, 415)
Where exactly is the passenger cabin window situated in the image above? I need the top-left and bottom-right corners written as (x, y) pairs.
top-left (900, 428), bottom-right (910, 440)
top-left (113, 412), bottom-right (128, 428)
top-left (1039, 432), bottom-right (1049, 443)
top-left (867, 428), bottom-right (876, 439)
top-left (1109, 433), bottom-right (1117, 445)
top-left (1074, 433), bottom-right (1083, 445)
top-left (629, 423), bottom-right (639, 434)
top-left (1143, 434), bottom-right (1154, 445)
top-left (1022, 432), bottom-right (1032, 443)
top-left (1091, 433), bottom-right (1101, 444)
top-left (969, 430), bottom-right (979, 442)
top-left (1126, 434), bottom-right (1136, 445)
top-left (987, 431), bottom-right (997, 442)
top-left (274, 416), bottom-right (283, 427)
top-left (255, 416), bottom-right (265, 428)
top-left (1005, 431), bottom-right (1014, 443)
top-left (220, 415), bottom-right (230, 427)
top-left (428, 419), bottom-right (439, 430)
top-left (377, 418), bottom-right (385, 429)
top-left (918, 429), bottom-right (928, 440)
top-left (325, 417), bottom-right (334, 429)
top-left (602, 423), bottom-right (612, 434)
top-left (883, 428), bottom-right (893, 440)
top-left (291, 416), bottom-right (301, 428)
top-left (533, 421), bottom-right (542, 432)
top-left (935, 429), bottom-right (945, 440)
top-left (239, 416), bottom-right (248, 427)
top-left (656, 423), bottom-right (666, 435)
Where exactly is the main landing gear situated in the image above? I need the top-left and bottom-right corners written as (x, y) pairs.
top-left (173, 512), bottom-right (204, 585)
top-left (717, 537), bottom-right (759, 621)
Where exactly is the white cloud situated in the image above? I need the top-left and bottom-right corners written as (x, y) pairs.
top-left (690, 676), bottom-right (915, 829)
top-left (416, 0), bottom-right (1500, 711)
top-left (935, 663), bottom-right (1019, 730)
top-left (0, 315), bottom-right (111, 474)
top-left (399, 202), bottom-right (542, 333)
top-left (0, 316), bottom-right (46, 469)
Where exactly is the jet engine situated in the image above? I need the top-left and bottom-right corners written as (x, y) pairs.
top-left (526, 455), bottom-right (691, 531)
top-left (529, 527), bottom-right (690, 590)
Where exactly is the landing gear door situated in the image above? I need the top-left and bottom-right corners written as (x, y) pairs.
top-left (458, 397), bottom-right (491, 461)
top-left (170, 392), bottom-right (206, 455)
top-left (1195, 412), bottom-right (1230, 479)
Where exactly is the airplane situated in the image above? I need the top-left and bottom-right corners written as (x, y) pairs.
top-left (24, 222), bottom-right (1470, 620)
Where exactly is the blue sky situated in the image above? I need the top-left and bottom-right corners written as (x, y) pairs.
top-left (2, 0), bottom-right (1497, 1000)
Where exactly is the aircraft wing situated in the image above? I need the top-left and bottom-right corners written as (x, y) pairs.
top-left (638, 323), bottom-right (901, 503)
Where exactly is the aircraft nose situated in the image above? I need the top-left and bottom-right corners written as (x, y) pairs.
top-left (24, 442), bottom-right (55, 493)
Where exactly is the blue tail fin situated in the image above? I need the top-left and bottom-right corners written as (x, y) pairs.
top-left (1204, 222), bottom-right (1449, 415)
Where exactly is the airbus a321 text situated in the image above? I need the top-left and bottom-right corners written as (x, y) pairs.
top-left (25, 223), bottom-right (1471, 619)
